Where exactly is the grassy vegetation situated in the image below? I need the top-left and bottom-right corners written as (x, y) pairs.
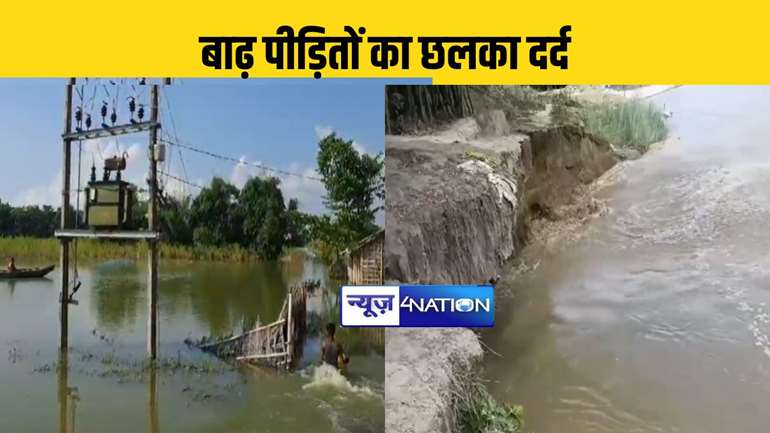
top-left (456, 380), bottom-right (524, 433)
top-left (470, 86), bottom-right (546, 113)
top-left (463, 151), bottom-right (494, 167)
top-left (581, 99), bottom-right (668, 152)
top-left (307, 238), bottom-right (339, 266)
top-left (0, 236), bottom-right (258, 262)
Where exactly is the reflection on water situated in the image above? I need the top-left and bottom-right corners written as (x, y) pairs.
top-left (57, 353), bottom-right (72, 433)
top-left (148, 364), bottom-right (159, 433)
top-left (88, 258), bottom-right (289, 336)
top-left (0, 250), bottom-right (383, 433)
top-left (483, 87), bottom-right (770, 433)
top-left (56, 353), bottom-right (162, 433)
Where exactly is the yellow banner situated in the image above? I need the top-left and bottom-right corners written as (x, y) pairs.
top-left (3, 0), bottom-right (769, 83)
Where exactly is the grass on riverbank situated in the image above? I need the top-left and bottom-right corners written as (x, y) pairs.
top-left (455, 379), bottom-right (524, 433)
top-left (0, 237), bottom-right (258, 262)
top-left (581, 99), bottom-right (668, 152)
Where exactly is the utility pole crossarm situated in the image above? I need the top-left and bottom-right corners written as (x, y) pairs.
top-left (62, 121), bottom-right (160, 142)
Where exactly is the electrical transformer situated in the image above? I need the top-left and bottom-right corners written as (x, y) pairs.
top-left (85, 156), bottom-right (137, 229)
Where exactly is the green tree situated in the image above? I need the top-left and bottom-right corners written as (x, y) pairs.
top-left (316, 133), bottom-right (384, 248)
top-left (0, 201), bottom-right (58, 237)
top-left (0, 200), bottom-right (14, 234)
top-left (285, 198), bottom-right (313, 247)
top-left (189, 177), bottom-right (242, 246)
top-left (160, 195), bottom-right (193, 245)
top-left (308, 214), bottom-right (359, 262)
top-left (240, 176), bottom-right (287, 260)
top-left (193, 226), bottom-right (220, 246)
top-left (129, 195), bottom-right (148, 230)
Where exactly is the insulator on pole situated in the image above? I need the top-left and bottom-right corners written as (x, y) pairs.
top-left (74, 107), bottom-right (83, 131)
top-left (128, 97), bottom-right (136, 124)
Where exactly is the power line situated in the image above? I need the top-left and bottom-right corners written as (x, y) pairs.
top-left (158, 137), bottom-right (323, 182)
top-left (161, 87), bottom-right (191, 194)
top-left (159, 170), bottom-right (205, 190)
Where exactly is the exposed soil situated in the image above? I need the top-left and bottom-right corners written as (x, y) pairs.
top-left (385, 328), bottom-right (483, 433)
top-left (385, 98), bottom-right (619, 433)
top-left (385, 112), bottom-right (616, 285)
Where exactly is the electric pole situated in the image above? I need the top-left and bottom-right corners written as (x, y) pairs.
top-left (56, 79), bottom-right (163, 360)
top-left (59, 78), bottom-right (74, 352)
top-left (147, 84), bottom-right (160, 359)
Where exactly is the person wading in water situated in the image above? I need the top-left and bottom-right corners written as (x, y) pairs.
top-left (321, 322), bottom-right (350, 372)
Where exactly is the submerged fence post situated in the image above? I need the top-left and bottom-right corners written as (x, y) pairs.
top-left (287, 291), bottom-right (293, 369)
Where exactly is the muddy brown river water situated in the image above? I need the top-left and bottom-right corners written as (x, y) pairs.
top-left (0, 251), bottom-right (383, 433)
top-left (483, 86), bottom-right (770, 433)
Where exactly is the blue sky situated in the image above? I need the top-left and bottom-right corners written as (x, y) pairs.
top-left (0, 78), bottom-right (412, 215)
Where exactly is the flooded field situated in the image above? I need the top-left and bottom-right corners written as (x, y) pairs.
top-left (0, 251), bottom-right (383, 433)
top-left (483, 87), bottom-right (770, 433)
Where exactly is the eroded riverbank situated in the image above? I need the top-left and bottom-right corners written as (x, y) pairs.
top-left (385, 87), bottom-right (625, 433)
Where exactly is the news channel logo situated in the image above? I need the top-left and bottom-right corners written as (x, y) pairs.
top-left (339, 285), bottom-right (494, 327)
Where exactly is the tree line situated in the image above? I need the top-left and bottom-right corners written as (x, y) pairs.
top-left (0, 202), bottom-right (59, 238)
top-left (0, 133), bottom-right (383, 262)
top-left (158, 176), bottom-right (307, 260)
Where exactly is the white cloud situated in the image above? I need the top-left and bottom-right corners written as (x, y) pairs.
top-left (162, 175), bottom-right (191, 201)
top-left (164, 176), bottom-right (206, 201)
top-left (14, 132), bottom-right (370, 222)
top-left (229, 156), bottom-right (266, 188)
top-left (14, 139), bottom-right (147, 207)
top-left (14, 136), bottom-right (331, 217)
top-left (314, 124), bottom-right (368, 155)
top-left (226, 158), bottom-right (327, 215)
top-left (15, 171), bottom-right (62, 207)
top-left (351, 140), bottom-right (367, 154)
top-left (278, 163), bottom-right (326, 214)
top-left (314, 125), bottom-right (334, 140)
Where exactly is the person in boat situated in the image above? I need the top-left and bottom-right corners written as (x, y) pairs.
top-left (7, 257), bottom-right (16, 272)
top-left (321, 322), bottom-right (349, 371)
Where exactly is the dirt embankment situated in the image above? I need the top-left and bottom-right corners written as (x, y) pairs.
top-left (386, 112), bottom-right (616, 285)
top-left (386, 328), bottom-right (484, 433)
top-left (385, 99), bottom-right (618, 433)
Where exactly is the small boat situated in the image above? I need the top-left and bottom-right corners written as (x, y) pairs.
top-left (0, 265), bottom-right (56, 279)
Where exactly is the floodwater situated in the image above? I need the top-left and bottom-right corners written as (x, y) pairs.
top-left (483, 87), bottom-right (770, 433)
top-left (0, 250), bottom-right (383, 433)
